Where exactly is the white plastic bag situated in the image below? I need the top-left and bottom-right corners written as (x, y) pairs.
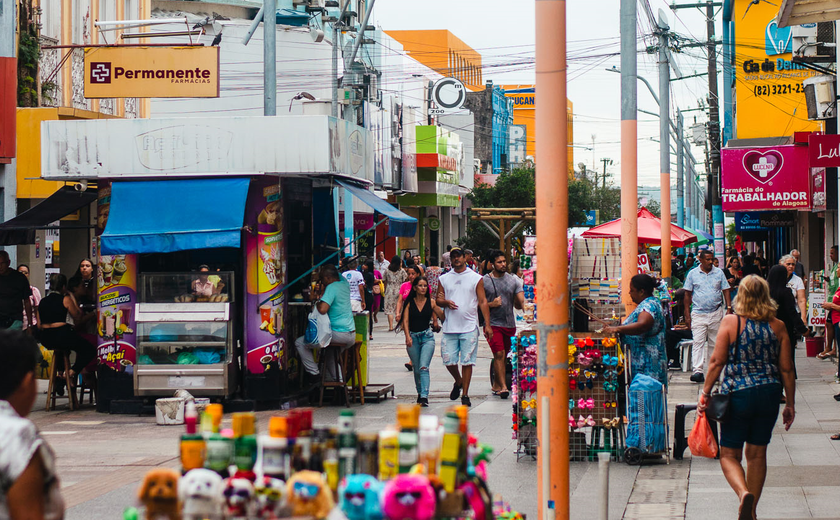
top-left (304, 306), bottom-right (332, 348)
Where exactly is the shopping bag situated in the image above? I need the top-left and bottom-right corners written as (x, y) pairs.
top-left (688, 412), bottom-right (718, 458)
top-left (304, 307), bottom-right (332, 348)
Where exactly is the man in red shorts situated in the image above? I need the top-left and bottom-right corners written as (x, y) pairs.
top-left (483, 250), bottom-right (524, 399)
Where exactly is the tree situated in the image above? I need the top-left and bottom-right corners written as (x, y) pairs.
top-left (640, 198), bottom-right (661, 218)
top-left (460, 168), bottom-right (536, 255)
top-left (459, 167), bottom-right (622, 255)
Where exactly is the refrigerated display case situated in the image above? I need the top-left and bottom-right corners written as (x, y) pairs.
top-left (134, 272), bottom-right (237, 396)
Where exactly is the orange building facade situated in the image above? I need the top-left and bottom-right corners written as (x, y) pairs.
top-left (385, 30), bottom-right (483, 92)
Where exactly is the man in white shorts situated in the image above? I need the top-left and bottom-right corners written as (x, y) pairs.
top-left (436, 247), bottom-right (493, 407)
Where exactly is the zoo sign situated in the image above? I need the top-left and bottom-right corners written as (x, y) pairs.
top-left (430, 77), bottom-right (466, 114)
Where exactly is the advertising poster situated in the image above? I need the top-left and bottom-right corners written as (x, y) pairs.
top-left (721, 145), bottom-right (811, 212)
top-left (97, 254), bottom-right (137, 369)
top-left (245, 179), bottom-right (286, 374)
top-left (808, 291), bottom-right (826, 328)
top-left (733, 0), bottom-right (822, 139)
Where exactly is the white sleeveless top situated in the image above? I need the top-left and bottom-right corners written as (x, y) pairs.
top-left (439, 269), bottom-right (483, 334)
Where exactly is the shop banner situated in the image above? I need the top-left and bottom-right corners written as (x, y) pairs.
top-left (734, 212), bottom-right (768, 232)
top-left (808, 291), bottom-right (826, 328)
top-left (721, 145), bottom-right (811, 212)
top-left (84, 46), bottom-right (220, 99)
top-left (245, 179), bottom-right (286, 374)
top-left (97, 254), bottom-right (137, 370)
top-left (808, 133), bottom-right (840, 167)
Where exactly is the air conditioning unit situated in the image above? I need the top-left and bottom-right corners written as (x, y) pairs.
top-left (803, 74), bottom-right (836, 120)
top-left (792, 23), bottom-right (818, 57)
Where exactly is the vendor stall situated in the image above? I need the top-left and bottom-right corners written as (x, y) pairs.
top-left (41, 115), bottom-right (417, 409)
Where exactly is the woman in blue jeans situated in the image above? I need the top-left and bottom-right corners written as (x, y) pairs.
top-left (698, 275), bottom-right (795, 520)
top-left (402, 276), bottom-right (443, 406)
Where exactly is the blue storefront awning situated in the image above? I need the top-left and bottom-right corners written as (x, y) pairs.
top-left (101, 178), bottom-right (250, 254)
top-left (336, 180), bottom-right (417, 238)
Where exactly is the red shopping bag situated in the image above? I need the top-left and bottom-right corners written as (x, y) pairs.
top-left (688, 412), bottom-right (718, 458)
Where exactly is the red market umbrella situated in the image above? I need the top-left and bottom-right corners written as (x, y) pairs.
top-left (581, 207), bottom-right (698, 247)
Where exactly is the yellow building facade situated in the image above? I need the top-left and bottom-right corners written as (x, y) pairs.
top-left (385, 30), bottom-right (483, 92)
top-left (502, 85), bottom-right (574, 178)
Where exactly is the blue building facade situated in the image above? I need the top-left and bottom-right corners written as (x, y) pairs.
top-left (491, 84), bottom-right (514, 174)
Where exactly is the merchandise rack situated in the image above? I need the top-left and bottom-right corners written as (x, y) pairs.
top-left (511, 331), bottom-right (625, 462)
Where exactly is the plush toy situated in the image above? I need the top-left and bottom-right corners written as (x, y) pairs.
top-left (253, 476), bottom-right (287, 519)
top-left (339, 474), bottom-right (383, 520)
top-left (179, 469), bottom-right (223, 520)
top-left (286, 470), bottom-right (335, 519)
top-left (459, 478), bottom-right (494, 520)
top-left (223, 478), bottom-right (254, 519)
top-left (381, 471), bottom-right (436, 520)
top-left (138, 468), bottom-right (181, 520)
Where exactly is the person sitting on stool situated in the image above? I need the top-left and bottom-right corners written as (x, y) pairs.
top-left (295, 264), bottom-right (356, 385)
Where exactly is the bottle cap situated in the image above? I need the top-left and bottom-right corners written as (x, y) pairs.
top-left (232, 412), bottom-right (256, 438)
top-left (269, 416), bottom-right (288, 438)
top-left (290, 408), bottom-right (313, 432)
top-left (206, 404), bottom-right (224, 431)
top-left (396, 404), bottom-right (421, 430)
top-left (419, 414), bottom-right (438, 431)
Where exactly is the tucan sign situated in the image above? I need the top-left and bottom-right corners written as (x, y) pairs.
top-left (84, 46), bottom-right (220, 98)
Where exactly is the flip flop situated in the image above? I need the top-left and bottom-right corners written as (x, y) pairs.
top-left (831, 433), bottom-right (840, 441)
top-left (499, 391), bottom-right (510, 400)
top-left (738, 493), bottom-right (755, 520)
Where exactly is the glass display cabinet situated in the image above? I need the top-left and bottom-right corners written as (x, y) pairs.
top-left (134, 272), bottom-right (237, 396)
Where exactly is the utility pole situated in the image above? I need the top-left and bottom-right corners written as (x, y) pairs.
top-left (706, 0), bottom-right (724, 255)
top-left (657, 13), bottom-right (671, 280)
top-left (264, 0), bottom-right (276, 116)
top-left (620, 0), bottom-right (639, 314)
top-left (600, 158), bottom-right (612, 190)
top-left (676, 112), bottom-right (684, 230)
top-left (331, 0), bottom-right (352, 118)
top-left (535, 0), bottom-right (569, 518)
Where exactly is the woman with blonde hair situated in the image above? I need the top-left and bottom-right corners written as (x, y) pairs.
top-left (698, 275), bottom-right (795, 520)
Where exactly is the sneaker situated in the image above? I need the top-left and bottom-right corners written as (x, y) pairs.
top-left (689, 372), bottom-right (705, 383)
top-left (461, 396), bottom-right (471, 407)
top-left (450, 383), bottom-right (462, 400)
top-left (668, 360), bottom-right (682, 371)
top-left (419, 397), bottom-right (429, 407)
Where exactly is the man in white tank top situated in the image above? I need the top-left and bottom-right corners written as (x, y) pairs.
top-left (435, 247), bottom-right (493, 407)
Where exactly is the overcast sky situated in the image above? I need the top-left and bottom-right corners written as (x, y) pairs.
top-left (373, 0), bottom-right (720, 190)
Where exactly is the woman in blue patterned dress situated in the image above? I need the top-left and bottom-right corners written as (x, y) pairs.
top-left (604, 274), bottom-right (667, 386)
top-left (697, 275), bottom-right (795, 520)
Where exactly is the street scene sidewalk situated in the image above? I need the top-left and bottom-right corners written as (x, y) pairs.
top-left (27, 323), bottom-right (840, 520)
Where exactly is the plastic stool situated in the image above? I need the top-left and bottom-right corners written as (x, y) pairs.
top-left (674, 403), bottom-right (719, 460)
top-left (678, 340), bottom-right (692, 372)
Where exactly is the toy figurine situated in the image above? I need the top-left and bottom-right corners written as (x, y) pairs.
top-left (179, 469), bottom-right (223, 520)
top-left (286, 470), bottom-right (335, 520)
top-left (223, 478), bottom-right (254, 519)
top-left (339, 474), bottom-right (383, 520)
top-left (137, 468), bottom-right (181, 520)
top-left (381, 471), bottom-right (436, 520)
top-left (253, 476), bottom-right (287, 519)
top-left (459, 478), bottom-right (494, 520)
